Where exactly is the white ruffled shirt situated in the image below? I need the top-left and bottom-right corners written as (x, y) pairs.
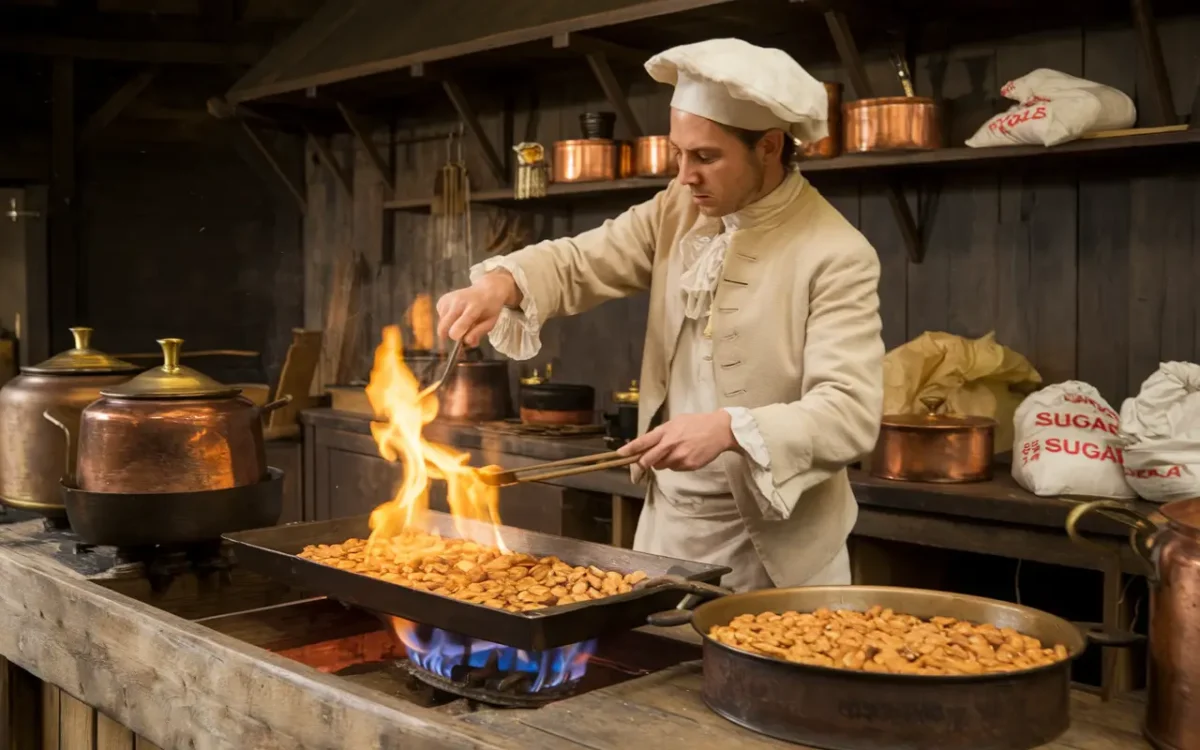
top-left (469, 173), bottom-right (806, 518)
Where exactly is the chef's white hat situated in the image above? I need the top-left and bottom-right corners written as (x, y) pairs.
top-left (645, 38), bottom-right (829, 143)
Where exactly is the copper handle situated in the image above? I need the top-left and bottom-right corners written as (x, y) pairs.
top-left (42, 408), bottom-right (76, 480)
top-left (1065, 500), bottom-right (1160, 581)
top-left (259, 396), bottom-right (293, 415)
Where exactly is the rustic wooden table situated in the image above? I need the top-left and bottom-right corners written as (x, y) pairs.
top-left (0, 516), bottom-right (1153, 750)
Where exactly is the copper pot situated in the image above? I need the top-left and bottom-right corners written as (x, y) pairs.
top-left (870, 396), bottom-right (995, 483)
top-left (552, 139), bottom-right (634, 183)
top-left (634, 135), bottom-right (678, 177)
top-left (799, 82), bottom-right (843, 159)
top-left (438, 355), bottom-right (511, 422)
top-left (0, 328), bottom-right (138, 517)
top-left (49, 338), bottom-right (290, 494)
top-left (1067, 500), bottom-right (1200, 750)
top-left (844, 96), bottom-right (942, 153)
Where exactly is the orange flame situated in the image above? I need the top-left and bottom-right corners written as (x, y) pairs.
top-left (404, 294), bottom-right (436, 352)
top-left (365, 324), bottom-right (506, 552)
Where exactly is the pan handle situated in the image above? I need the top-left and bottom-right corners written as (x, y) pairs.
top-left (638, 575), bottom-right (733, 628)
top-left (1065, 500), bottom-right (1160, 582)
top-left (1073, 620), bottom-right (1145, 648)
top-left (42, 408), bottom-right (76, 480)
top-left (259, 395), bottom-right (293, 416)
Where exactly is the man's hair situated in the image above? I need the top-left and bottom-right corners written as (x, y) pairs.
top-left (719, 124), bottom-right (796, 166)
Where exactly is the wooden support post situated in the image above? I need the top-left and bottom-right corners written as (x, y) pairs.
top-left (1130, 0), bottom-right (1178, 126)
top-left (49, 56), bottom-right (77, 344)
top-left (237, 122), bottom-right (308, 214)
top-left (79, 67), bottom-right (157, 147)
top-left (824, 10), bottom-right (874, 99)
top-left (305, 130), bottom-right (353, 200)
top-left (585, 53), bottom-right (645, 138)
top-left (441, 80), bottom-right (509, 185)
top-left (335, 102), bottom-right (395, 193)
top-left (823, 11), bottom-right (925, 263)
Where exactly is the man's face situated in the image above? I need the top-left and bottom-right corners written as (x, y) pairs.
top-left (668, 108), bottom-right (774, 217)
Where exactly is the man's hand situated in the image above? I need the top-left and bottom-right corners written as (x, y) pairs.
top-left (435, 270), bottom-right (523, 346)
top-left (617, 411), bottom-right (738, 471)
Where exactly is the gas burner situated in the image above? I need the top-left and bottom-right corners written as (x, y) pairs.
top-left (388, 621), bottom-right (596, 708)
top-left (47, 528), bottom-right (235, 587)
top-left (477, 420), bottom-right (604, 439)
top-left (399, 657), bottom-right (579, 708)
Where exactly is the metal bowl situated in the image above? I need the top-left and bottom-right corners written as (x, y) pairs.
top-left (651, 584), bottom-right (1089, 750)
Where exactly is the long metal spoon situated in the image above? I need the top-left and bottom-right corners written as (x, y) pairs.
top-left (418, 338), bottom-right (464, 399)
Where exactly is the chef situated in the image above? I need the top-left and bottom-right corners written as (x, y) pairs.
top-left (436, 39), bottom-right (884, 591)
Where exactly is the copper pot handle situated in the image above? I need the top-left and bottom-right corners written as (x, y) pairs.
top-left (1065, 500), bottom-right (1160, 581)
top-left (259, 396), bottom-right (293, 416)
top-left (42, 408), bottom-right (76, 480)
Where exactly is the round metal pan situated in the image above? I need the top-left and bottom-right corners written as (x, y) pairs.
top-left (62, 466), bottom-right (284, 547)
top-left (644, 584), bottom-right (1095, 750)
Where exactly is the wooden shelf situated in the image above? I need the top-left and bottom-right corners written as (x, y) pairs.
top-left (383, 127), bottom-right (1200, 213)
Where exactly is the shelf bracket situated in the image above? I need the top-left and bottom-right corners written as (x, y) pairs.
top-left (823, 9), bottom-right (926, 263)
top-left (441, 79), bottom-right (509, 185)
top-left (305, 127), bottom-right (353, 200)
top-left (1130, 0), bottom-right (1178, 126)
top-left (79, 66), bottom-right (156, 147)
top-left (336, 101), bottom-right (395, 194)
top-left (585, 53), bottom-right (645, 138)
top-left (235, 120), bottom-right (308, 215)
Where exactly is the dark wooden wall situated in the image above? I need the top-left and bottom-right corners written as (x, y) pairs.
top-left (303, 13), bottom-right (1200, 410)
top-left (4, 56), bottom-right (306, 384)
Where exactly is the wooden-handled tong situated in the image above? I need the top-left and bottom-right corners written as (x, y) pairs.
top-left (479, 451), bottom-right (639, 487)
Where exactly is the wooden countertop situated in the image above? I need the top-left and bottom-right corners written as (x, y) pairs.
top-left (0, 515), bottom-right (1151, 750)
top-left (302, 408), bottom-right (1158, 538)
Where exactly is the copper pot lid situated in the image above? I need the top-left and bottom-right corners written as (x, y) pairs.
top-left (845, 95), bottom-right (937, 108)
top-left (880, 396), bottom-right (995, 429)
top-left (22, 327), bottom-right (139, 375)
top-left (613, 380), bottom-right (640, 405)
top-left (100, 338), bottom-right (240, 399)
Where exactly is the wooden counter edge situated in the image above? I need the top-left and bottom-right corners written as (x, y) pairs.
top-left (0, 523), bottom-right (512, 750)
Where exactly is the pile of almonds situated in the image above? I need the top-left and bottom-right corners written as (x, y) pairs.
top-left (298, 528), bottom-right (649, 613)
top-left (710, 605), bottom-right (1070, 675)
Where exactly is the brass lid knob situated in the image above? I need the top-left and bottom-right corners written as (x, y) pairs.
top-left (613, 379), bottom-right (640, 404)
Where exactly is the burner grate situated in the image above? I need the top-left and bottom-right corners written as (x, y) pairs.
top-left (398, 654), bottom-right (580, 708)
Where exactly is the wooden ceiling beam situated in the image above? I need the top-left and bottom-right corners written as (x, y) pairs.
top-left (0, 34), bottom-right (264, 64)
top-left (79, 67), bottom-right (157, 147)
top-left (551, 31), bottom-right (648, 68)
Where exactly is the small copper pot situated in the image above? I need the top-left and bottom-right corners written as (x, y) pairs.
top-left (844, 96), bottom-right (942, 153)
top-left (438, 358), bottom-right (512, 422)
top-left (634, 135), bottom-right (678, 177)
top-left (798, 82), bottom-right (843, 160)
top-left (870, 396), bottom-right (995, 483)
top-left (552, 139), bottom-right (634, 183)
top-left (48, 338), bottom-right (290, 494)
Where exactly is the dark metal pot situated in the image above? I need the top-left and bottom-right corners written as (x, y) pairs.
top-left (47, 338), bottom-right (289, 494)
top-left (604, 380), bottom-right (640, 449)
top-left (519, 378), bottom-right (595, 425)
top-left (0, 328), bottom-right (138, 518)
top-left (644, 583), bottom-right (1098, 750)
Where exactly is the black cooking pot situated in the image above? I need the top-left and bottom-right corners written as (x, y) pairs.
top-left (519, 382), bottom-right (595, 425)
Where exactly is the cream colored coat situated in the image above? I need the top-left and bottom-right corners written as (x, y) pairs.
top-left (486, 175), bottom-right (884, 584)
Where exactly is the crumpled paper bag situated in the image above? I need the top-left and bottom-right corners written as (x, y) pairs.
top-left (882, 331), bottom-right (1043, 454)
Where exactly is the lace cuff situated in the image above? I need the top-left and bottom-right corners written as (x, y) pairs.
top-left (468, 256), bottom-right (543, 361)
top-left (724, 406), bottom-right (788, 520)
